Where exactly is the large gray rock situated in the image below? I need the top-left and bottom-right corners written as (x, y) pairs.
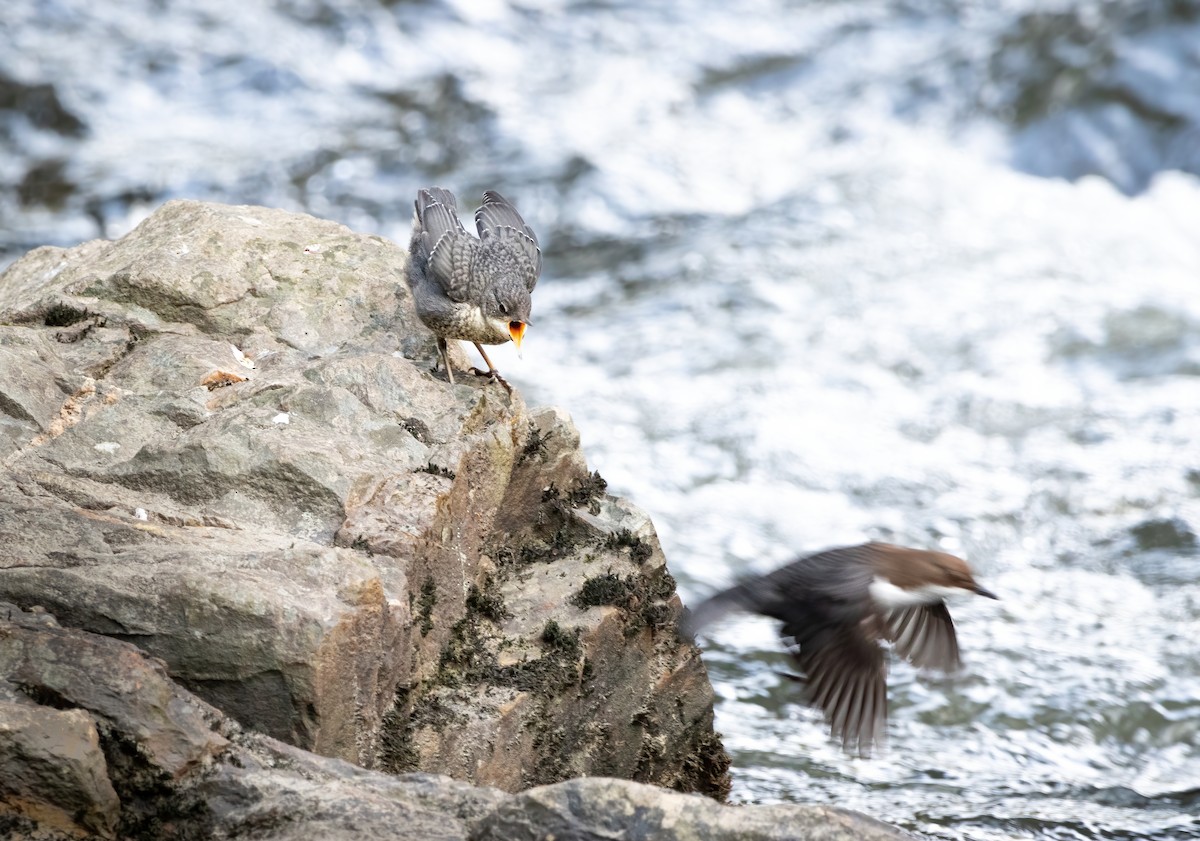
top-left (476, 776), bottom-right (912, 841)
top-left (0, 602), bottom-right (910, 840)
top-left (0, 703), bottom-right (119, 839)
top-left (0, 200), bottom-right (728, 794)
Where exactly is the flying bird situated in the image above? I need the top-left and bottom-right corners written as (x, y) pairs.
top-left (684, 542), bottom-right (997, 755)
top-left (407, 187), bottom-right (541, 391)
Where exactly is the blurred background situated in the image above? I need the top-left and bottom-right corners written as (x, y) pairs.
top-left (4, 1), bottom-right (1200, 838)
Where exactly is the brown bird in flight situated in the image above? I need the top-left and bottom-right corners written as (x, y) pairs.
top-left (684, 542), bottom-right (997, 756)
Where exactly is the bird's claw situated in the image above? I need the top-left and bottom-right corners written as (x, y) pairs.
top-left (469, 367), bottom-right (513, 394)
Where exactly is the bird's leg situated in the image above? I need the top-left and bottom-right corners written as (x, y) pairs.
top-left (437, 337), bottom-right (456, 385)
top-left (469, 343), bottom-right (513, 394)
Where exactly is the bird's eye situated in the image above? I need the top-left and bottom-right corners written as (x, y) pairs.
top-left (499, 303), bottom-right (509, 315)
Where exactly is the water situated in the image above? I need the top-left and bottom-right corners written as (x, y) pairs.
top-left (4, 1), bottom-right (1200, 838)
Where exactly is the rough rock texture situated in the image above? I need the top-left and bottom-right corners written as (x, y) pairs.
top-left (475, 776), bottom-right (912, 841)
top-left (0, 704), bottom-right (119, 838)
top-left (0, 602), bottom-right (912, 840)
top-left (0, 200), bottom-right (728, 794)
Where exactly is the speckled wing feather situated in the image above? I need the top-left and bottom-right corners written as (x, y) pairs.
top-left (883, 603), bottom-right (961, 672)
top-left (475, 190), bottom-right (542, 290)
top-left (416, 188), bottom-right (478, 303)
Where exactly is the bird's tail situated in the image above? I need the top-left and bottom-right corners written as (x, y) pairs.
top-left (681, 581), bottom-right (761, 639)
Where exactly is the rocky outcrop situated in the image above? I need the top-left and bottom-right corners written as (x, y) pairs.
top-left (0, 200), bottom-right (923, 839)
top-left (0, 200), bottom-right (728, 796)
top-left (0, 602), bottom-right (910, 840)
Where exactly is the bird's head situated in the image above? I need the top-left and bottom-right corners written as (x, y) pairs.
top-left (868, 543), bottom-right (998, 606)
top-left (487, 283), bottom-right (532, 354)
top-left (926, 551), bottom-right (998, 600)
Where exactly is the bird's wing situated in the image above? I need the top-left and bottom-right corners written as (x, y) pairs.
top-left (415, 188), bottom-right (477, 302)
top-left (780, 609), bottom-right (888, 757)
top-left (883, 603), bottom-right (962, 672)
top-left (475, 190), bottom-right (542, 291)
top-left (685, 545), bottom-right (877, 643)
top-left (427, 230), bottom-right (478, 303)
top-left (761, 545), bottom-right (878, 606)
top-left (416, 188), bottom-right (466, 239)
top-left (757, 547), bottom-right (891, 754)
top-left (684, 544), bottom-right (892, 754)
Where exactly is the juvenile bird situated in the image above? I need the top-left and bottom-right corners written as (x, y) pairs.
top-left (407, 187), bottom-right (541, 391)
top-left (684, 542), bottom-right (997, 756)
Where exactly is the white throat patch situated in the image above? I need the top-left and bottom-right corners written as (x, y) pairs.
top-left (868, 576), bottom-right (968, 608)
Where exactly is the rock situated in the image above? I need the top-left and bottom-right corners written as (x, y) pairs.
top-left (0, 602), bottom-right (909, 841)
top-left (0, 604), bottom-right (228, 779)
top-left (0, 703), bottom-right (120, 839)
top-left (475, 776), bottom-right (913, 841)
top-left (196, 753), bottom-right (508, 841)
top-left (383, 408), bottom-right (728, 795)
top-left (0, 200), bottom-right (729, 794)
top-left (0, 601), bottom-right (222, 839)
top-left (0, 600), bottom-right (493, 841)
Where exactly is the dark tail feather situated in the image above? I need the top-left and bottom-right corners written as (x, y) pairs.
top-left (681, 582), bottom-right (759, 638)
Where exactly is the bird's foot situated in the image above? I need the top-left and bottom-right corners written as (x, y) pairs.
top-left (469, 366), bottom-right (513, 394)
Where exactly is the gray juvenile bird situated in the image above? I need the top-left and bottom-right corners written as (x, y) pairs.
top-left (684, 542), bottom-right (997, 756)
top-left (407, 187), bottom-right (541, 390)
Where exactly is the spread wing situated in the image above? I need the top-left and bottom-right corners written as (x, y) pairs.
top-left (475, 190), bottom-right (541, 292)
top-left (883, 603), bottom-right (961, 672)
top-left (686, 545), bottom-right (889, 755)
top-left (780, 609), bottom-right (888, 757)
top-left (414, 187), bottom-right (478, 302)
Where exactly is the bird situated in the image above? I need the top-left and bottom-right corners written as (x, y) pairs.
top-left (407, 187), bottom-right (541, 392)
top-left (683, 542), bottom-right (997, 756)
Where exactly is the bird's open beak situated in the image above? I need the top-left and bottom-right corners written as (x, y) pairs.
top-left (509, 321), bottom-right (526, 358)
top-left (974, 584), bottom-right (999, 599)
